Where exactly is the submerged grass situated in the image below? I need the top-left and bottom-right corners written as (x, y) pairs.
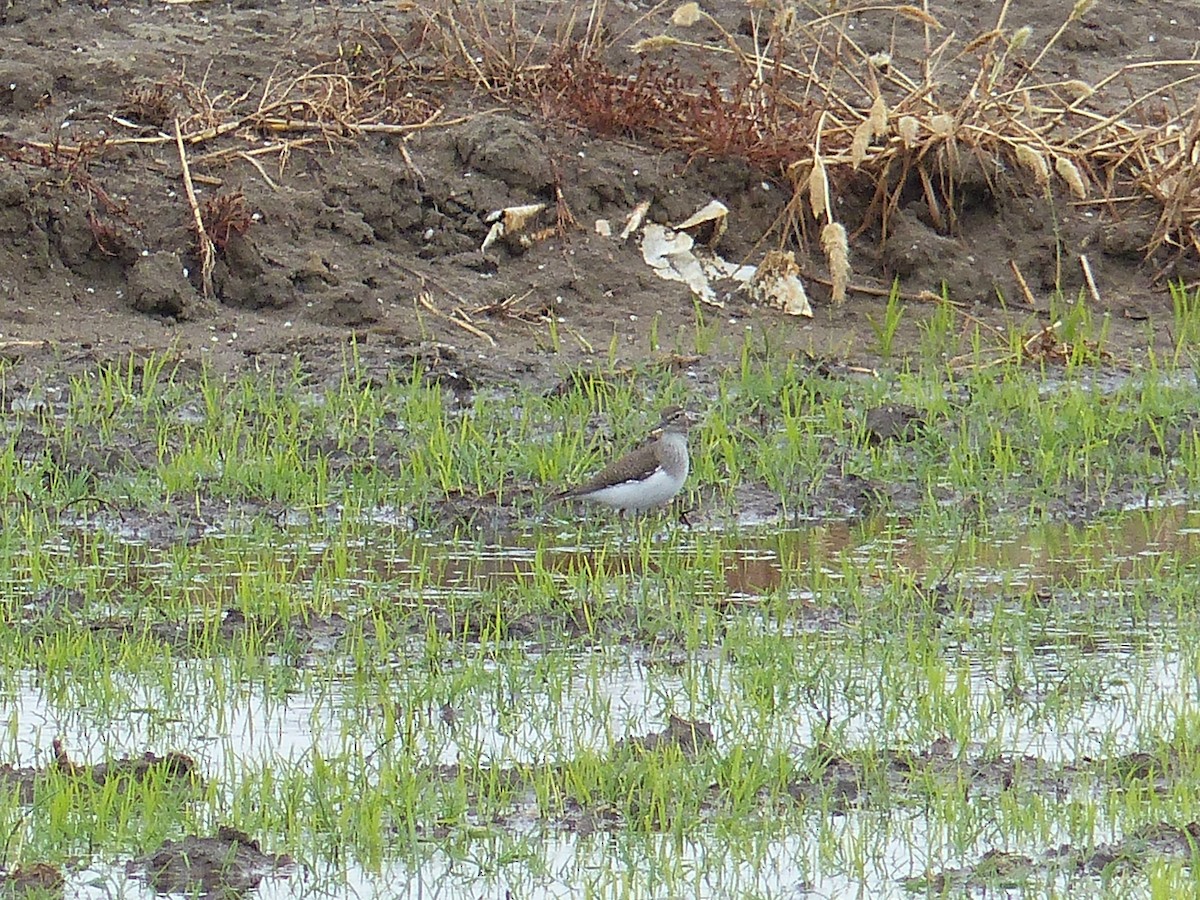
top-left (0, 326), bottom-right (1199, 896)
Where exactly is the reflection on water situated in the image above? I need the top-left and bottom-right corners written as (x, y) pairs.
top-left (414, 504), bottom-right (1200, 596)
top-left (4, 504), bottom-right (1199, 898)
top-left (2, 639), bottom-right (1191, 897)
top-left (40, 503), bottom-right (1200, 611)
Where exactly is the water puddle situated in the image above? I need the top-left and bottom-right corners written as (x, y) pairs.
top-left (5, 504), bottom-right (1200, 897)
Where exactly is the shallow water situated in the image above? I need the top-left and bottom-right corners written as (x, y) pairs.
top-left (7, 505), bottom-right (1200, 897)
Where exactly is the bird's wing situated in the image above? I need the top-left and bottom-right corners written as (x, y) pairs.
top-left (561, 442), bottom-right (660, 496)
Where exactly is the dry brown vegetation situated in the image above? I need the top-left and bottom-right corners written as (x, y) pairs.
top-left (4, 0), bottom-right (1198, 305)
top-left (393, 0), bottom-right (1200, 284)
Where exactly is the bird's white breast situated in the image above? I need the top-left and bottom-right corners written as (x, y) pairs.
top-left (580, 465), bottom-right (685, 511)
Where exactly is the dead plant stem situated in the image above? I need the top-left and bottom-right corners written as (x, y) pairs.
top-left (174, 118), bottom-right (215, 299)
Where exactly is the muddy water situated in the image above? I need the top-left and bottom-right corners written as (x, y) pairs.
top-left (59, 828), bottom-right (967, 900)
top-left (10, 504), bottom-right (1200, 898)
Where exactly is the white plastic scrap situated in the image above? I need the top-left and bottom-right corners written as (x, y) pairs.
top-left (619, 199), bottom-right (651, 241)
top-left (622, 199), bottom-right (810, 315)
top-left (641, 224), bottom-right (721, 306)
top-left (673, 198), bottom-right (728, 246)
top-left (480, 202), bottom-right (546, 254)
top-left (742, 249), bottom-right (812, 317)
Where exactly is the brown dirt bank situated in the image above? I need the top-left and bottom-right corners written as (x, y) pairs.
top-left (1, 0), bottom-right (1197, 390)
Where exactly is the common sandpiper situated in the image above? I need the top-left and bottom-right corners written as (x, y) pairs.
top-left (553, 406), bottom-right (691, 513)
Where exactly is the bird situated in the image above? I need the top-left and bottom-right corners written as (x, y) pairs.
top-left (552, 406), bottom-right (692, 514)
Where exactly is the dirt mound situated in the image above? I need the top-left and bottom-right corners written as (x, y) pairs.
top-left (1, 0), bottom-right (1196, 381)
